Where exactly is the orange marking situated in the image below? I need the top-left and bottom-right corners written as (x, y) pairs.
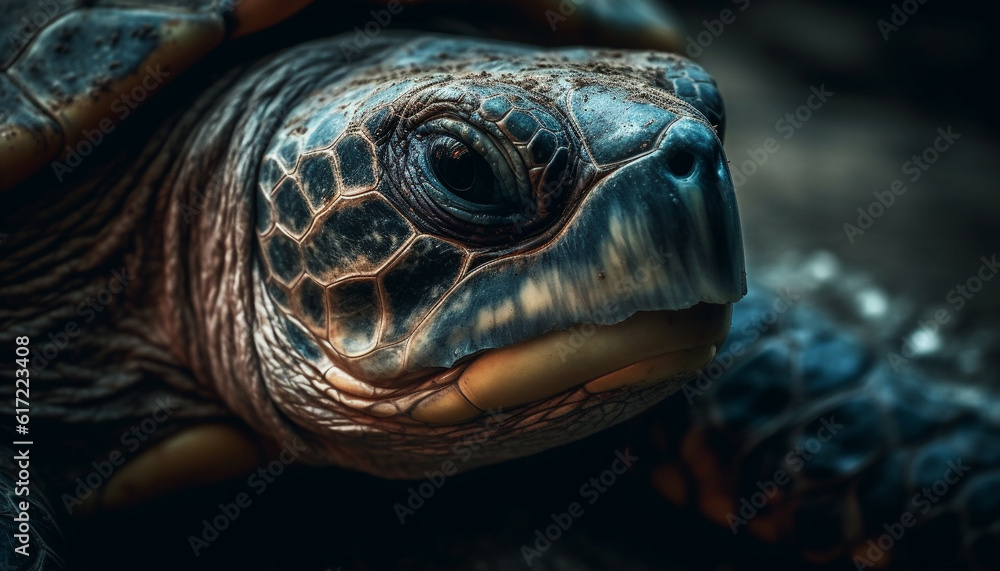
top-left (698, 491), bottom-right (737, 529)
top-left (651, 463), bottom-right (688, 506)
top-left (850, 539), bottom-right (895, 569)
top-left (231, 0), bottom-right (317, 38)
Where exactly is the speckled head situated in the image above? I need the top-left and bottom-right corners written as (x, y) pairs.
top-left (251, 35), bottom-right (745, 477)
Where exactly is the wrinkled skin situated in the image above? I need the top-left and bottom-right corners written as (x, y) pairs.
top-left (0, 31), bottom-right (744, 569)
top-left (2, 28), bottom-right (999, 571)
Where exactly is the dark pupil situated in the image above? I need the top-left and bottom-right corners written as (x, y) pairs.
top-left (435, 146), bottom-right (477, 192)
top-left (431, 139), bottom-right (497, 205)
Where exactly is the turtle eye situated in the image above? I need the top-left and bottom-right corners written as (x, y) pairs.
top-left (385, 94), bottom-right (575, 244)
top-left (430, 137), bottom-right (495, 204)
top-left (412, 119), bottom-right (527, 225)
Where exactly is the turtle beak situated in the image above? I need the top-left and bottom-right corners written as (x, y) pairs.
top-left (410, 303), bottom-right (732, 424)
top-left (402, 113), bottom-right (745, 423)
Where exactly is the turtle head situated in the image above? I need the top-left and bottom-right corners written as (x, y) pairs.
top-left (251, 36), bottom-right (744, 477)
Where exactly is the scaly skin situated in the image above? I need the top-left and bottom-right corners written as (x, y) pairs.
top-left (0, 31), bottom-right (742, 554)
top-left (1, 29), bottom-right (998, 571)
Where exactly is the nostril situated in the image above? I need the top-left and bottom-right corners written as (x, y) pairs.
top-left (667, 150), bottom-right (696, 178)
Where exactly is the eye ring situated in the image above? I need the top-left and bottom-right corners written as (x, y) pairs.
top-left (382, 89), bottom-right (579, 246)
top-left (414, 119), bottom-right (529, 222)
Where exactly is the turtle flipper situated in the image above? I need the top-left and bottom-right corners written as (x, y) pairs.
top-left (0, 445), bottom-right (66, 570)
top-left (647, 282), bottom-right (1000, 569)
top-left (85, 424), bottom-right (263, 512)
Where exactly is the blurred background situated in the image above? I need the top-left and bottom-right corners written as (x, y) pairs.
top-left (70, 0), bottom-right (998, 569)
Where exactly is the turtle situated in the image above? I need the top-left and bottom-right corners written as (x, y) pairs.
top-left (0, 1), bottom-right (998, 570)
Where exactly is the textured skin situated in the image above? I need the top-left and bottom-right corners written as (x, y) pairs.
top-left (0, 0), bottom-right (688, 192)
top-left (0, 26), bottom-right (744, 569)
top-left (0, 4), bottom-right (998, 571)
top-left (236, 35), bottom-right (745, 478)
top-left (0, 26), bottom-right (739, 484)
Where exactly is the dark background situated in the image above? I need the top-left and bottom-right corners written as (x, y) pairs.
top-left (70, 0), bottom-right (998, 569)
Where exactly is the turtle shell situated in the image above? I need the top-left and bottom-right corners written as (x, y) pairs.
top-left (0, 0), bottom-right (318, 192)
top-left (0, 1), bottom-right (222, 191)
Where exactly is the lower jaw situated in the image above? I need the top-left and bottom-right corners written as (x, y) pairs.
top-left (409, 303), bottom-right (731, 425)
